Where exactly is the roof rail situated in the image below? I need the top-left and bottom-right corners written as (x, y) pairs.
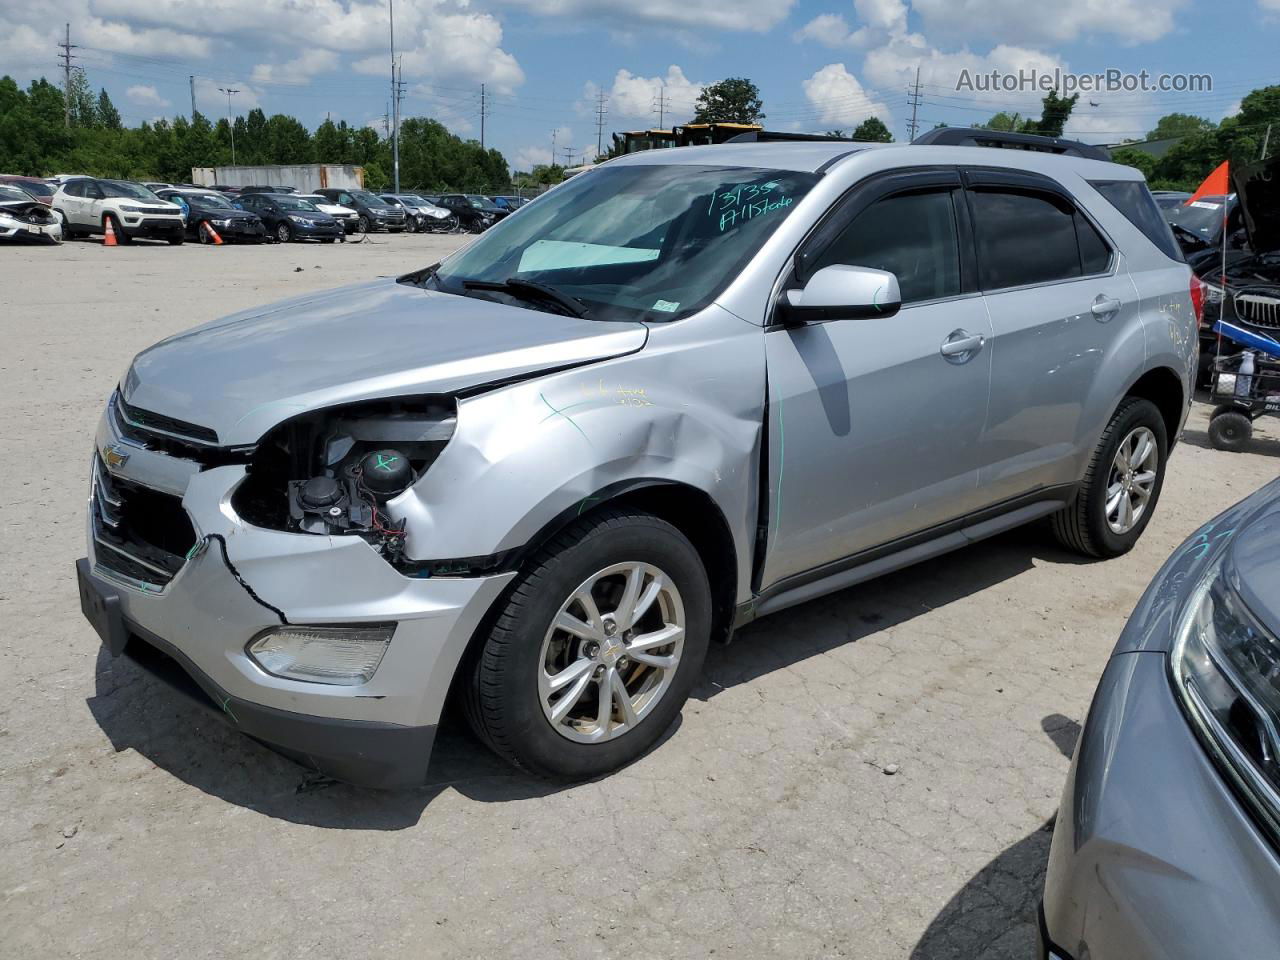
top-left (725, 130), bottom-right (856, 144)
top-left (912, 127), bottom-right (1110, 161)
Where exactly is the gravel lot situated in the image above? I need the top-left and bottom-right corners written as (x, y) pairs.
top-left (2, 233), bottom-right (1277, 960)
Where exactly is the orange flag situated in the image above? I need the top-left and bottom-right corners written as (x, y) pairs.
top-left (1185, 160), bottom-right (1230, 205)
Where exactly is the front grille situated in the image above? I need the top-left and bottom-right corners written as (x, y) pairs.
top-left (92, 456), bottom-right (198, 589)
top-left (1233, 288), bottom-right (1280, 329)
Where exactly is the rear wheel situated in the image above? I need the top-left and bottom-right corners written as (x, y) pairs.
top-left (1051, 397), bottom-right (1168, 558)
top-left (464, 510), bottom-right (711, 780)
top-left (1208, 410), bottom-right (1253, 452)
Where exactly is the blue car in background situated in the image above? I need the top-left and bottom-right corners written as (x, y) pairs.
top-left (1041, 477), bottom-right (1280, 959)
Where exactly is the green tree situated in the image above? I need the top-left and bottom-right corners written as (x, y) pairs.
top-left (852, 116), bottom-right (893, 142)
top-left (691, 77), bottom-right (765, 124)
top-left (1146, 113), bottom-right (1215, 141)
top-left (96, 88), bottom-right (122, 130)
top-left (983, 111), bottom-right (1025, 132)
top-left (1022, 90), bottom-right (1078, 137)
top-left (1108, 147), bottom-right (1157, 180)
top-left (68, 68), bottom-right (97, 127)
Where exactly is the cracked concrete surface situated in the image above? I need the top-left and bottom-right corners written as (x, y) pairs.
top-left (2, 235), bottom-right (1278, 959)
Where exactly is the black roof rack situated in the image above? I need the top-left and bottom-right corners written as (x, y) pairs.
top-left (725, 130), bottom-right (856, 144)
top-left (912, 127), bottom-right (1109, 161)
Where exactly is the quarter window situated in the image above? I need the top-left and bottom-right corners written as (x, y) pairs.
top-left (812, 189), bottom-right (962, 305)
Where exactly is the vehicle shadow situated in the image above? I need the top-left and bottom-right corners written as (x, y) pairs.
top-left (86, 525), bottom-right (1087, 830)
top-left (908, 714), bottom-right (1081, 959)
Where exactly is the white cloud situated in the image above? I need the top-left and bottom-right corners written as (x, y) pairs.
top-left (352, 9), bottom-right (523, 95)
top-left (125, 84), bottom-right (170, 108)
top-left (514, 125), bottom-right (577, 169)
top-left (793, 14), bottom-right (860, 47)
top-left (802, 63), bottom-right (892, 127)
top-left (911, 0), bottom-right (1189, 47)
top-left (194, 76), bottom-right (262, 113)
top-left (252, 49), bottom-right (339, 84)
top-left (514, 145), bottom-right (553, 169)
top-left (495, 0), bottom-right (797, 32)
top-left (602, 65), bottom-right (703, 122)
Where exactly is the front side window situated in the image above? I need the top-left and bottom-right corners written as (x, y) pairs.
top-left (970, 187), bottom-right (1097, 290)
top-left (811, 189), bottom-right (961, 305)
top-left (431, 163), bottom-right (820, 322)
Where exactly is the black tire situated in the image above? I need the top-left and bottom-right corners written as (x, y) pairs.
top-left (356, 215), bottom-right (370, 234)
top-left (275, 222), bottom-right (292, 243)
top-left (1050, 397), bottom-right (1168, 558)
top-left (463, 509), bottom-right (711, 780)
top-left (58, 210), bottom-right (76, 239)
top-left (1208, 410), bottom-right (1253, 452)
top-left (167, 234), bottom-right (184, 245)
top-left (320, 237), bottom-right (336, 244)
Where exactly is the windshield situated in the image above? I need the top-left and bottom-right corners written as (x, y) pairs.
top-left (187, 193), bottom-right (234, 209)
top-left (0, 184), bottom-right (34, 202)
top-left (7, 180), bottom-right (53, 198)
top-left (466, 195), bottom-right (500, 209)
top-left (1167, 195), bottom-right (1231, 239)
top-left (101, 181), bottom-right (161, 201)
top-left (348, 190), bottom-right (389, 207)
top-left (433, 164), bottom-right (820, 322)
top-left (275, 196), bottom-right (320, 211)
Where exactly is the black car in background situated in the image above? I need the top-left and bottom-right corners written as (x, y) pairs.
top-left (233, 193), bottom-right (341, 243)
top-left (1166, 194), bottom-right (1250, 275)
top-left (436, 193), bottom-right (509, 232)
top-left (491, 195), bottom-right (529, 212)
top-left (313, 188), bottom-right (406, 234)
top-left (156, 188), bottom-right (266, 243)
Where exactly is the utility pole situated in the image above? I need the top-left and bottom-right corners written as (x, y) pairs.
top-left (392, 61), bottom-right (406, 191)
top-left (389, 0), bottom-right (401, 192)
top-left (58, 23), bottom-right (77, 128)
top-left (594, 88), bottom-right (608, 160)
top-left (480, 83), bottom-right (487, 151)
top-left (189, 75), bottom-right (197, 120)
top-left (1261, 124), bottom-right (1272, 161)
top-left (218, 87), bottom-right (239, 165)
top-left (551, 128), bottom-right (557, 167)
top-left (906, 66), bottom-right (923, 141)
top-left (652, 83), bottom-right (671, 129)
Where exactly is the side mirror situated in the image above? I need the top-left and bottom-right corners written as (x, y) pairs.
top-left (783, 264), bottom-right (902, 323)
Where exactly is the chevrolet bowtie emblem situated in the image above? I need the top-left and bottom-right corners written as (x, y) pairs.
top-left (102, 443), bottom-right (131, 469)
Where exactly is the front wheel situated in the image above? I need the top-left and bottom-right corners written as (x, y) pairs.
top-left (356, 215), bottom-right (370, 234)
top-left (167, 234), bottom-right (184, 245)
top-left (464, 510), bottom-right (711, 780)
top-left (1051, 397), bottom-right (1168, 558)
top-left (275, 222), bottom-right (292, 243)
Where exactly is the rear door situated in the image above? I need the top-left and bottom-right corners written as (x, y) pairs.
top-left (759, 169), bottom-right (995, 588)
top-left (964, 169), bottom-right (1138, 502)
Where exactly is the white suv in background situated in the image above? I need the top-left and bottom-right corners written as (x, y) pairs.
top-left (53, 178), bottom-right (185, 244)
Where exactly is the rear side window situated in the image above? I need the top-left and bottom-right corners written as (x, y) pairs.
top-left (1089, 179), bottom-right (1183, 262)
top-left (970, 187), bottom-right (1111, 289)
top-left (812, 189), bottom-right (962, 305)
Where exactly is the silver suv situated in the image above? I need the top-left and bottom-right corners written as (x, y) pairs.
top-left (77, 138), bottom-right (1199, 787)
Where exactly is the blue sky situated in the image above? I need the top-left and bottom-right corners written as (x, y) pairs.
top-left (0, 0), bottom-right (1270, 171)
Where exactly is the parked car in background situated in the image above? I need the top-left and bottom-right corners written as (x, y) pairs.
top-left (1041, 477), bottom-right (1280, 960)
top-left (0, 183), bottom-right (61, 243)
top-left (233, 192), bottom-right (341, 243)
top-left (1151, 189), bottom-right (1192, 210)
top-left (491, 195), bottom-right (529, 212)
top-left (142, 182), bottom-right (173, 192)
top-left (314, 188), bottom-right (406, 234)
top-left (436, 193), bottom-right (508, 232)
top-left (0, 175), bottom-right (57, 206)
top-left (379, 193), bottom-right (457, 232)
top-left (78, 137), bottom-right (1196, 788)
top-left (53, 178), bottom-right (185, 244)
top-left (296, 193), bottom-right (358, 236)
top-left (156, 188), bottom-right (267, 243)
top-left (238, 185), bottom-right (286, 196)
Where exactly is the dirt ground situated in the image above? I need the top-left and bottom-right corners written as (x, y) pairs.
top-left (1, 232), bottom-right (1276, 960)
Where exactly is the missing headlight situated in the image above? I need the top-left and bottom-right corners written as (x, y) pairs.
top-left (232, 397), bottom-right (455, 559)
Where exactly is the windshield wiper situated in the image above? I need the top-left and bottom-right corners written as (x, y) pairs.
top-left (462, 278), bottom-right (591, 319)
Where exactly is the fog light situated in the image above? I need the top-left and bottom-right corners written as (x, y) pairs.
top-left (247, 624), bottom-right (394, 685)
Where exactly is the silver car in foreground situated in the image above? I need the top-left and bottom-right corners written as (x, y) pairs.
top-left (1041, 477), bottom-right (1280, 959)
top-left (78, 139), bottom-right (1198, 787)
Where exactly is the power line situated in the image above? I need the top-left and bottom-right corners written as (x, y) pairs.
top-left (906, 66), bottom-right (923, 141)
top-left (594, 88), bottom-right (608, 159)
top-left (652, 83), bottom-right (672, 128)
top-left (480, 82), bottom-right (489, 150)
top-left (58, 22), bottom-right (78, 128)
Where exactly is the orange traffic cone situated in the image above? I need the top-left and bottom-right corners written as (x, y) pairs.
top-left (103, 217), bottom-right (117, 247)
top-left (202, 221), bottom-right (223, 245)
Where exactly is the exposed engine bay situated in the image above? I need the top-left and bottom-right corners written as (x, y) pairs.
top-left (232, 397), bottom-right (455, 561)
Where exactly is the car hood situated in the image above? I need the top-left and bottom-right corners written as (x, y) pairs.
top-left (124, 277), bottom-right (648, 446)
top-left (0, 200), bottom-right (57, 221)
top-left (1231, 154), bottom-right (1280, 254)
top-left (1226, 488), bottom-right (1280, 637)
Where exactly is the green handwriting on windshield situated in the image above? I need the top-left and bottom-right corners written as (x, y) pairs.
top-left (707, 181), bottom-right (793, 232)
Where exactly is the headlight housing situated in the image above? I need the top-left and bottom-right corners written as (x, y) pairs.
top-left (1202, 281), bottom-right (1225, 305)
top-left (211, 218), bottom-right (232, 227)
top-left (288, 214), bottom-right (309, 224)
top-left (1171, 556), bottom-right (1280, 841)
top-left (248, 624), bottom-right (395, 685)
top-left (118, 204), bottom-right (146, 214)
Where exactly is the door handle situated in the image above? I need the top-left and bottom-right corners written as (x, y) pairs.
top-left (940, 329), bottom-right (985, 362)
top-left (1091, 295), bottom-right (1122, 320)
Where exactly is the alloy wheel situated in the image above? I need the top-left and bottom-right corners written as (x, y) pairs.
top-left (538, 562), bottom-right (685, 743)
top-left (1105, 426), bottom-right (1158, 534)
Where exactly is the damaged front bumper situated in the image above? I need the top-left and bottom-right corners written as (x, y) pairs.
top-left (80, 413), bottom-right (514, 787)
